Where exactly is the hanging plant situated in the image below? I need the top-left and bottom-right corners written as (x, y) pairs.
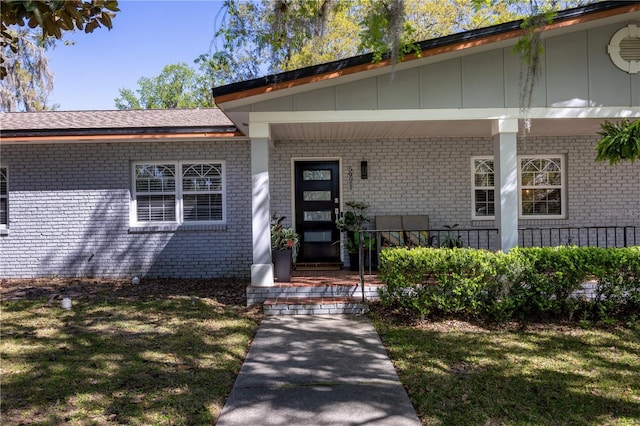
top-left (513, 7), bottom-right (556, 133)
top-left (595, 119), bottom-right (640, 165)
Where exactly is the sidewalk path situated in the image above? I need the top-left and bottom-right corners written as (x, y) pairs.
top-left (216, 315), bottom-right (421, 425)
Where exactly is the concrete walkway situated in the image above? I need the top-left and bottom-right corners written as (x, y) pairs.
top-left (216, 315), bottom-right (421, 426)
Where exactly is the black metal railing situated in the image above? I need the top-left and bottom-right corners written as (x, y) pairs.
top-left (367, 228), bottom-right (500, 251)
top-left (518, 226), bottom-right (639, 248)
top-left (352, 226), bottom-right (637, 300)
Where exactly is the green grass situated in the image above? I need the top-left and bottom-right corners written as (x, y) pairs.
top-left (370, 309), bottom-right (640, 426)
top-left (1, 283), bottom-right (260, 425)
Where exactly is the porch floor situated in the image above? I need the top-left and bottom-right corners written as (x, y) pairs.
top-left (282, 268), bottom-right (383, 287)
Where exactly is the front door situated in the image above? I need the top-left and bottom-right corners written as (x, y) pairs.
top-left (294, 161), bottom-right (340, 262)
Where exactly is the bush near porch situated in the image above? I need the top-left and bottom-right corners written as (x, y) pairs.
top-left (378, 246), bottom-right (640, 322)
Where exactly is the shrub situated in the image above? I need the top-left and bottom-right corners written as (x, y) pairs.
top-left (378, 246), bottom-right (640, 322)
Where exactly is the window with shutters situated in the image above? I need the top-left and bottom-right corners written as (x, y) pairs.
top-left (131, 161), bottom-right (225, 225)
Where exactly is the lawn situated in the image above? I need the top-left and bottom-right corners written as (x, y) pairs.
top-left (3, 278), bottom-right (639, 426)
top-left (0, 278), bottom-right (261, 425)
top-left (370, 308), bottom-right (640, 425)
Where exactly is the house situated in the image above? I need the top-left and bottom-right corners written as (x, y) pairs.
top-left (1, 1), bottom-right (639, 286)
top-left (0, 109), bottom-right (251, 278)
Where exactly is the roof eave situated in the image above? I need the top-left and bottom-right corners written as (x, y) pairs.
top-left (0, 126), bottom-right (241, 139)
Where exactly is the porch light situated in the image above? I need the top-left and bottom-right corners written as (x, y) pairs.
top-left (361, 161), bottom-right (368, 179)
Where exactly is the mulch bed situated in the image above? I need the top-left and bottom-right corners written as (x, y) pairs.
top-left (0, 277), bottom-right (250, 306)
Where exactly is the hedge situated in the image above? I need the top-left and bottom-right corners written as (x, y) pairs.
top-left (378, 246), bottom-right (640, 322)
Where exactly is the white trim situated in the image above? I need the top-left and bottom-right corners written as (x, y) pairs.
top-left (130, 160), bottom-right (226, 227)
top-left (608, 24), bottom-right (640, 74)
top-left (518, 155), bottom-right (567, 220)
top-left (471, 156), bottom-right (495, 221)
top-left (249, 107), bottom-right (640, 126)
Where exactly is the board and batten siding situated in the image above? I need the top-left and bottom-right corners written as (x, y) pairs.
top-left (239, 21), bottom-right (638, 114)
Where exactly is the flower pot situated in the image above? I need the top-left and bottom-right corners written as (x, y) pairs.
top-left (348, 252), bottom-right (359, 271)
top-left (273, 249), bottom-right (293, 282)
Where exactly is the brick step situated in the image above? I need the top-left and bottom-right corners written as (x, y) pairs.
top-left (247, 284), bottom-right (381, 306)
top-left (294, 262), bottom-right (344, 271)
top-left (263, 296), bottom-right (367, 315)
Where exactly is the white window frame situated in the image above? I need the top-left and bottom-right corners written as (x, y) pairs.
top-left (0, 166), bottom-right (7, 229)
top-left (470, 155), bottom-right (566, 221)
top-left (518, 155), bottom-right (566, 220)
top-left (131, 160), bottom-right (226, 226)
top-left (471, 157), bottom-right (495, 220)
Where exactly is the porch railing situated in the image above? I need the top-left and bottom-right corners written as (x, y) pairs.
top-left (518, 226), bottom-right (639, 248)
top-left (354, 226), bottom-right (638, 300)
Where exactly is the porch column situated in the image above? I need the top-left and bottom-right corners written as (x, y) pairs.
top-left (492, 119), bottom-right (519, 252)
top-left (250, 127), bottom-right (274, 286)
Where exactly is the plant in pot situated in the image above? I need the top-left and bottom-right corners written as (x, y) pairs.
top-left (335, 201), bottom-right (375, 271)
top-left (271, 215), bottom-right (300, 282)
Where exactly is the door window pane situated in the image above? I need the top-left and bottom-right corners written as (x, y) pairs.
top-left (304, 210), bottom-right (332, 221)
top-left (303, 191), bottom-right (332, 201)
top-left (303, 170), bottom-right (331, 181)
top-left (304, 231), bottom-right (333, 242)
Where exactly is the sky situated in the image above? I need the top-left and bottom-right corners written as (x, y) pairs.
top-left (47, 0), bottom-right (226, 111)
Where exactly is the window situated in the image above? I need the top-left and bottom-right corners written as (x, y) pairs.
top-left (519, 156), bottom-right (565, 219)
top-left (132, 161), bottom-right (225, 225)
top-left (471, 157), bottom-right (495, 219)
top-left (0, 167), bottom-right (7, 228)
top-left (471, 155), bottom-right (565, 220)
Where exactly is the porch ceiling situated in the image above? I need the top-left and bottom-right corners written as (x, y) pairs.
top-left (269, 118), bottom-right (607, 141)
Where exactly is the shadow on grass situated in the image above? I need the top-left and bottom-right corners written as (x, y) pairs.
top-left (372, 314), bottom-right (640, 425)
top-left (1, 287), bottom-right (260, 425)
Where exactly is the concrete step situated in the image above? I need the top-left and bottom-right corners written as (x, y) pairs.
top-left (263, 296), bottom-right (367, 315)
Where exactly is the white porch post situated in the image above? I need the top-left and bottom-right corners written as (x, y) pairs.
top-left (492, 119), bottom-right (519, 252)
top-left (250, 123), bottom-right (274, 286)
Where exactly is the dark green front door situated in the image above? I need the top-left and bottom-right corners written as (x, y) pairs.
top-left (294, 161), bottom-right (340, 262)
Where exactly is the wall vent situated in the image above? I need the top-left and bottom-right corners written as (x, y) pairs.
top-left (608, 24), bottom-right (640, 74)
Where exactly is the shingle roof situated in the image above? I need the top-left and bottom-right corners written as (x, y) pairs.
top-left (0, 108), bottom-right (236, 137)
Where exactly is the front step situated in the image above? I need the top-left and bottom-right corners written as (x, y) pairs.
top-left (294, 262), bottom-right (344, 271)
top-left (263, 296), bottom-right (367, 315)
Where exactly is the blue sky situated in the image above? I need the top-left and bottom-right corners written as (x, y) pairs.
top-left (47, 0), bottom-right (225, 111)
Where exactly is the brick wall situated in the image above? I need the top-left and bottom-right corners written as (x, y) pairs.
top-left (270, 135), bottom-right (639, 255)
top-left (2, 134), bottom-right (636, 278)
top-left (0, 140), bottom-right (252, 278)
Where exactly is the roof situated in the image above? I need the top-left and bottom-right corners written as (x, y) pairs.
top-left (0, 108), bottom-right (238, 139)
top-left (213, 0), bottom-right (640, 104)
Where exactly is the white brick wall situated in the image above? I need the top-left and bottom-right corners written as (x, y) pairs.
top-left (0, 140), bottom-right (252, 278)
top-left (2, 133), bottom-right (637, 278)
top-left (270, 135), bottom-right (639, 251)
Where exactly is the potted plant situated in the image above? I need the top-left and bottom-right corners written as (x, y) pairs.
top-left (335, 201), bottom-right (376, 271)
top-left (271, 215), bottom-right (300, 282)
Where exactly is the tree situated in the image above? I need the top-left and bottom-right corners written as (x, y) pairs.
top-left (1, 0), bottom-right (119, 111)
top-left (207, 0), bottom-right (588, 83)
top-left (115, 63), bottom-right (214, 110)
top-left (0, 28), bottom-right (55, 111)
top-left (1, 0), bottom-right (119, 78)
